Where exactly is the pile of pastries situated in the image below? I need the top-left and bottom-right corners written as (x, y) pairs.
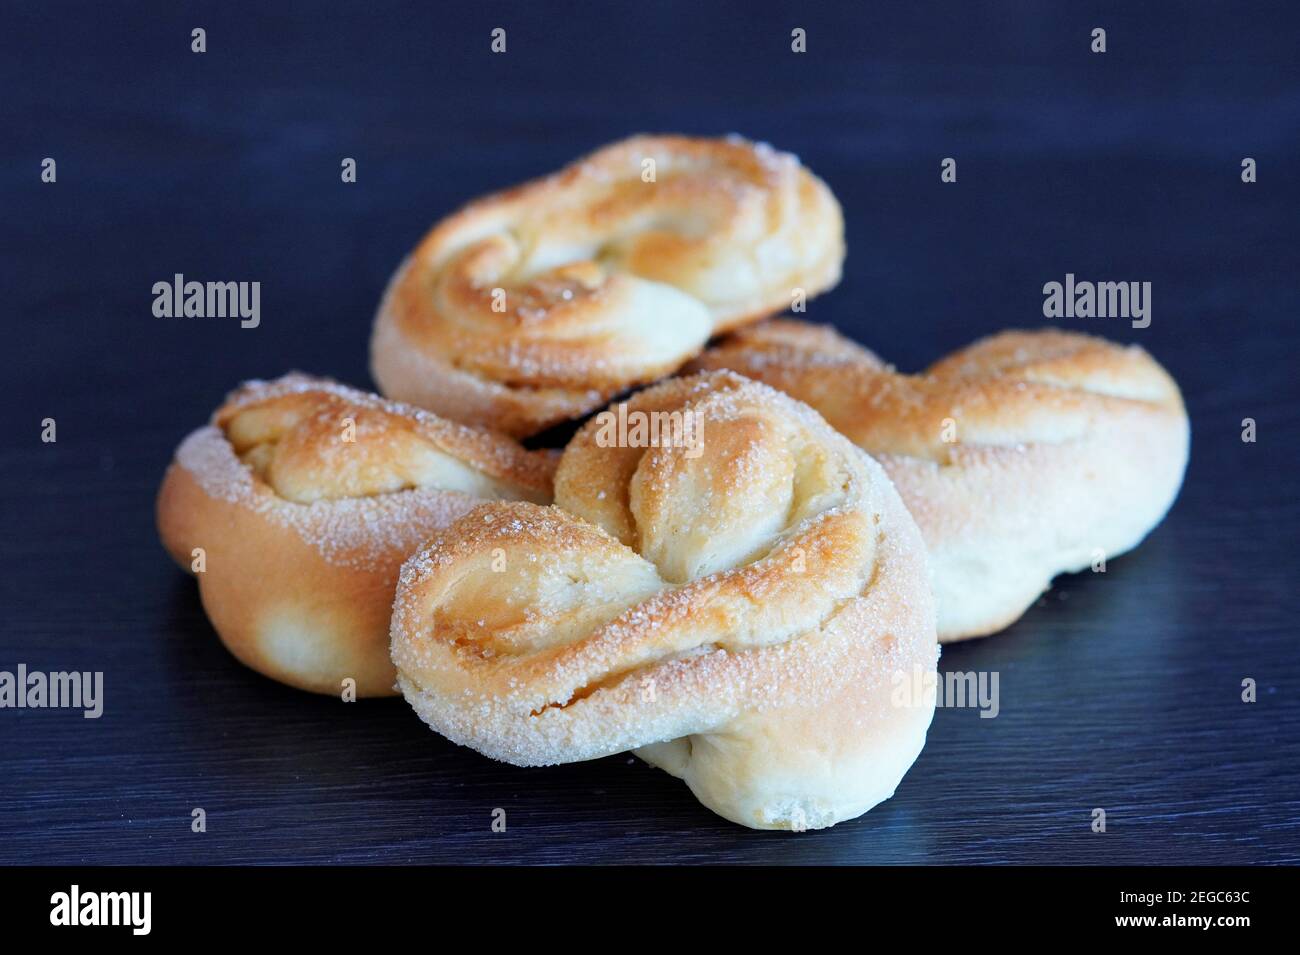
top-left (157, 135), bottom-right (1189, 830)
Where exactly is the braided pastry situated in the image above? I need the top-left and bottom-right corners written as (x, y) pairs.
top-left (390, 371), bottom-right (938, 829)
top-left (691, 320), bottom-right (1190, 641)
top-left (370, 134), bottom-right (844, 437)
top-left (156, 374), bottom-right (554, 697)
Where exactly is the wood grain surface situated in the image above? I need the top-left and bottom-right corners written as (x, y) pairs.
top-left (1, 1), bottom-right (1297, 864)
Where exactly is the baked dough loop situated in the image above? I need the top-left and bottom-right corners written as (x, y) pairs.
top-left (156, 374), bottom-right (554, 697)
top-left (390, 371), bottom-right (938, 829)
top-left (370, 134), bottom-right (845, 437)
top-left (691, 320), bottom-right (1190, 641)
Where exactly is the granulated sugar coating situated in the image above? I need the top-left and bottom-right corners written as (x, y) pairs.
top-left (155, 373), bottom-right (564, 700)
top-left (370, 134), bottom-right (845, 438)
top-left (174, 374), bottom-right (555, 568)
top-left (692, 321), bottom-right (1190, 643)
top-left (177, 427), bottom-right (483, 568)
top-left (390, 369), bottom-right (940, 830)
top-left (217, 373), bottom-right (555, 489)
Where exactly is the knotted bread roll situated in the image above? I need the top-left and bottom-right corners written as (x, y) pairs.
top-left (691, 321), bottom-right (1190, 641)
top-left (371, 134), bottom-right (844, 437)
top-left (390, 371), bottom-right (938, 829)
top-left (157, 374), bottom-right (554, 697)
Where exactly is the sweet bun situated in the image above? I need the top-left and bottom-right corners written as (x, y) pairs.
top-left (157, 374), bottom-right (554, 697)
top-left (390, 371), bottom-right (937, 829)
top-left (370, 134), bottom-right (844, 437)
top-left (691, 320), bottom-right (1190, 641)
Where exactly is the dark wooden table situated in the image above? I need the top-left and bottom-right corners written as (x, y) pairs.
top-left (2, 2), bottom-right (1297, 864)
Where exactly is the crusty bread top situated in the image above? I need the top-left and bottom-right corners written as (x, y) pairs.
top-left (172, 374), bottom-right (554, 567)
top-left (213, 373), bottom-right (554, 502)
top-left (691, 319), bottom-right (1186, 462)
top-left (380, 134), bottom-right (844, 397)
top-left (390, 371), bottom-right (933, 767)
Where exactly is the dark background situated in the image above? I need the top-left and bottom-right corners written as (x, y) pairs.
top-left (2, 1), bottom-right (1297, 864)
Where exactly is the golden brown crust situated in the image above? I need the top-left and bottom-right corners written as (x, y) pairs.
top-left (156, 374), bottom-right (555, 697)
top-left (691, 320), bottom-right (1191, 640)
top-left (391, 371), bottom-right (938, 829)
top-left (370, 135), bottom-right (845, 436)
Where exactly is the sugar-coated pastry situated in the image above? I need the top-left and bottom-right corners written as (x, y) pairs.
top-left (157, 374), bottom-right (555, 697)
top-left (390, 371), bottom-right (938, 829)
top-left (691, 320), bottom-right (1190, 641)
top-left (371, 134), bottom-right (844, 437)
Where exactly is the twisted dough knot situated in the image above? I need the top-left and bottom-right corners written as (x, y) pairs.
top-left (391, 371), bottom-right (937, 830)
top-left (156, 374), bottom-right (553, 697)
top-left (371, 135), bottom-right (844, 436)
top-left (218, 374), bottom-right (552, 505)
top-left (692, 320), bottom-right (1190, 640)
